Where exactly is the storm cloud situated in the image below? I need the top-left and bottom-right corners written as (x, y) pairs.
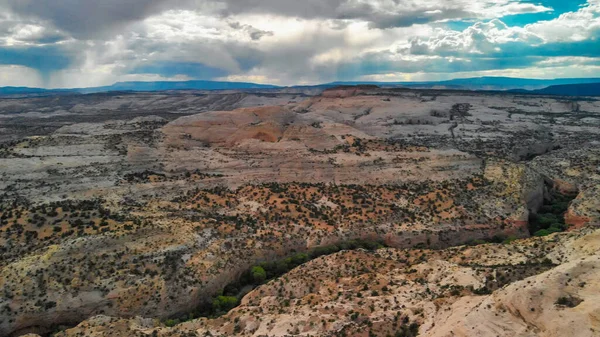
top-left (0, 0), bottom-right (597, 87)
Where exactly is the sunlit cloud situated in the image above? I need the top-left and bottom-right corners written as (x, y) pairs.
top-left (0, 0), bottom-right (597, 87)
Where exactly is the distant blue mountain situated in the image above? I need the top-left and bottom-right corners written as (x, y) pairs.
top-left (2, 77), bottom-right (600, 96)
top-left (0, 80), bottom-right (280, 96)
top-left (0, 86), bottom-right (75, 96)
top-left (79, 80), bottom-right (281, 93)
top-left (514, 82), bottom-right (600, 96)
top-left (328, 77), bottom-right (600, 91)
top-left (424, 77), bottom-right (600, 89)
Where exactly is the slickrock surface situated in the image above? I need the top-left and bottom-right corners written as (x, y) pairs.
top-left (1, 87), bottom-right (600, 336)
top-left (54, 227), bottom-right (600, 337)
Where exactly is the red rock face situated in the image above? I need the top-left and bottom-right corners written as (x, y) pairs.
top-left (162, 106), bottom-right (293, 147)
top-left (321, 86), bottom-right (369, 98)
top-left (565, 209), bottom-right (592, 230)
top-left (503, 219), bottom-right (530, 237)
top-left (553, 179), bottom-right (579, 195)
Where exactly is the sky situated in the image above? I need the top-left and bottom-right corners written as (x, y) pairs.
top-left (0, 0), bottom-right (598, 88)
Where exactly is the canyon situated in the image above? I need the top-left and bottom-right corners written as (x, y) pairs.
top-left (1, 86), bottom-right (599, 336)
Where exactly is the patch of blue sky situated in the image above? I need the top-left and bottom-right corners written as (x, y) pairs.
top-left (445, 20), bottom-right (475, 31)
top-left (500, 0), bottom-right (587, 26)
top-left (445, 0), bottom-right (588, 31)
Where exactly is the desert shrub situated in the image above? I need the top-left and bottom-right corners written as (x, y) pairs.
top-left (164, 319), bottom-right (180, 327)
top-left (212, 296), bottom-right (239, 313)
top-left (395, 322), bottom-right (420, 337)
top-left (182, 239), bottom-right (387, 324)
top-left (555, 296), bottom-right (582, 308)
top-left (251, 266), bottom-right (267, 284)
top-left (534, 227), bottom-right (561, 237)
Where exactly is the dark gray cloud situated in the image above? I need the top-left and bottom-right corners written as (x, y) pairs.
top-left (0, 45), bottom-right (73, 72)
top-left (217, 0), bottom-right (345, 19)
top-left (228, 21), bottom-right (273, 41)
top-left (337, 5), bottom-right (473, 29)
top-left (0, 16), bottom-right (69, 44)
top-left (0, 0), bottom-right (552, 40)
top-left (130, 61), bottom-right (230, 78)
top-left (0, 0), bottom-right (596, 87)
top-left (216, 0), bottom-right (550, 28)
top-left (106, 33), bottom-right (268, 81)
top-left (0, 0), bottom-right (171, 38)
top-left (0, 0), bottom-right (345, 39)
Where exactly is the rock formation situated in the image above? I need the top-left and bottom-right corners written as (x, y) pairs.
top-left (1, 87), bottom-right (599, 336)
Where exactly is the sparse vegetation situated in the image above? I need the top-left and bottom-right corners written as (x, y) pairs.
top-left (1, 87), bottom-right (599, 337)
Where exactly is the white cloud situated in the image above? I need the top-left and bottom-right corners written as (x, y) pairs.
top-left (526, 0), bottom-right (600, 42)
top-left (408, 19), bottom-right (544, 56)
top-left (0, 65), bottom-right (43, 86)
top-left (0, 0), bottom-right (597, 87)
top-left (407, 0), bottom-right (600, 57)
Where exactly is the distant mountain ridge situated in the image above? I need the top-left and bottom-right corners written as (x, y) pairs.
top-left (2, 77), bottom-right (600, 96)
top-left (0, 80), bottom-right (281, 96)
top-left (328, 77), bottom-right (600, 91)
top-left (0, 86), bottom-right (75, 96)
top-left (513, 82), bottom-right (600, 96)
top-left (78, 80), bottom-right (281, 94)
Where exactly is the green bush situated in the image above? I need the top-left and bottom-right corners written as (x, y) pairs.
top-left (290, 252), bottom-right (309, 266)
top-left (528, 191), bottom-right (575, 236)
top-left (164, 319), bottom-right (180, 327)
top-left (534, 227), bottom-right (561, 237)
top-left (183, 239), bottom-right (387, 324)
top-left (468, 239), bottom-right (488, 246)
top-left (212, 296), bottom-right (238, 313)
top-left (251, 266), bottom-right (267, 284)
top-left (537, 214), bottom-right (560, 226)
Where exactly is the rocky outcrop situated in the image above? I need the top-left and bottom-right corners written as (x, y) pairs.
top-left (54, 227), bottom-right (600, 337)
top-left (2, 87), bottom-right (600, 336)
top-left (511, 142), bottom-right (556, 161)
top-left (484, 159), bottom-right (546, 219)
top-left (425, 230), bottom-right (600, 337)
top-left (320, 86), bottom-right (376, 98)
top-left (565, 185), bottom-right (600, 229)
top-left (0, 160), bottom-right (541, 336)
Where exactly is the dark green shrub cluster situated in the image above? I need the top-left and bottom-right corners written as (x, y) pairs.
top-left (394, 322), bottom-right (420, 337)
top-left (211, 296), bottom-right (239, 314)
top-left (254, 239), bottom-right (384, 283)
top-left (529, 191), bottom-right (576, 237)
top-left (555, 296), bottom-right (582, 308)
top-left (251, 266), bottom-right (267, 283)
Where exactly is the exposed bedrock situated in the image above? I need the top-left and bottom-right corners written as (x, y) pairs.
top-left (3, 219), bottom-right (530, 337)
top-left (2, 88), bottom-right (600, 336)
